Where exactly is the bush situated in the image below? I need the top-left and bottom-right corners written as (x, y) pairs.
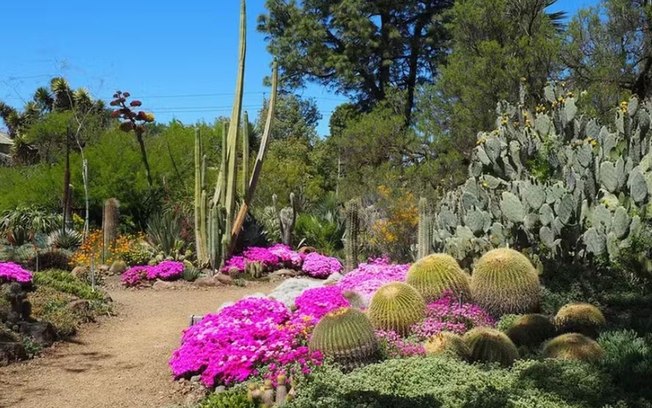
top-left (28, 286), bottom-right (79, 337)
top-left (33, 270), bottom-right (105, 300)
top-left (199, 386), bottom-right (255, 408)
top-left (598, 330), bottom-right (652, 400)
top-left (27, 250), bottom-right (72, 271)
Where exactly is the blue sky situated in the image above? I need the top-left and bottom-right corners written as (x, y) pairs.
top-left (1, 0), bottom-right (597, 136)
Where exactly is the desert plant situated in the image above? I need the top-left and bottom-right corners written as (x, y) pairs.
top-left (406, 253), bottom-right (471, 302)
top-left (27, 250), bottom-right (72, 272)
top-left (294, 212), bottom-right (344, 255)
top-left (598, 330), bottom-right (652, 399)
top-left (199, 386), bottom-right (256, 408)
top-left (543, 333), bottom-right (604, 362)
top-left (309, 307), bottom-right (379, 369)
top-left (463, 327), bottom-right (519, 366)
top-left (554, 303), bottom-right (606, 338)
top-left (47, 229), bottom-right (82, 251)
top-left (505, 314), bottom-right (556, 348)
top-left (109, 260), bottom-right (127, 275)
top-left (470, 248), bottom-right (541, 316)
top-left (367, 282), bottom-right (426, 335)
top-left (102, 198), bottom-right (120, 260)
top-left (146, 210), bottom-right (185, 258)
top-left (424, 331), bottom-right (470, 360)
top-left (344, 198), bottom-right (360, 272)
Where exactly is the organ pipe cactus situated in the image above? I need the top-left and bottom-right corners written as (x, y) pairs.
top-left (417, 197), bottom-right (432, 259)
top-left (344, 199), bottom-right (360, 272)
top-left (194, 0), bottom-right (278, 269)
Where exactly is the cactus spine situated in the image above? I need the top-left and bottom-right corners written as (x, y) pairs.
top-left (344, 199), bottom-right (360, 272)
top-left (417, 197), bottom-right (432, 259)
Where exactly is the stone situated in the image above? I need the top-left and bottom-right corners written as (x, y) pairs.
top-left (68, 299), bottom-right (91, 315)
top-left (268, 278), bottom-right (324, 308)
top-left (194, 277), bottom-right (222, 287)
top-left (298, 246), bottom-right (317, 254)
top-left (0, 341), bottom-right (27, 367)
top-left (268, 269), bottom-right (298, 282)
top-left (71, 266), bottom-right (89, 280)
top-left (98, 264), bottom-right (110, 272)
top-left (215, 274), bottom-right (233, 285)
top-left (19, 321), bottom-right (56, 347)
top-left (323, 272), bottom-right (343, 285)
top-left (152, 280), bottom-right (174, 290)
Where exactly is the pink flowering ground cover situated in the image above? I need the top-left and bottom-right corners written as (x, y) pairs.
top-left (0, 261), bottom-right (33, 284)
top-left (169, 297), bottom-right (322, 387)
top-left (293, 285), bottom-right (350, 322)
top-left (221, 244), bottom-right (341, 279)
top-left (337, 257), bottom-right (410, 304)
top-left (410, 290), bottom-right (495, 340)
top-left (121, 260), bottom-right (185, 287)
top-left (376, 329), bottom-right (425, 358)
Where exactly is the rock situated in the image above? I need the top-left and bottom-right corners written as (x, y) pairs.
top-left (268, 269), bottom-right (299, 282)
top-left (190, 375), bottom-right (202, 383)
top-left (0, 341), bottom-right (27, 367)
top-left (152, 280), bottom-right (174, 290)
top-left (19, 321), bottom-right (56, 347)
top-left (194, 277), bottom-right (222, 287)
top-left (109, 260), bottom-right (127, 274)
top-left (323, 272), bottom-right (343, 285)
top-left (215, 274), bottom-right (233, 285)
top-left (98, 264), bottom-right (110, 272)
top-left (68, 299), bottom-right (91, 315)
top-left (268, 278), bottom-right (324, 308)
top-left (71, 266), bottom-right (89, 280)
top-left (298, 246), bottom-right (317, 254)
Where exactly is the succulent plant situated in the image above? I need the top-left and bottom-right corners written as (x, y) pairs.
top-left (367, 282), bottom-right (426, 335)
top-left (109, 260), bottom-right (128, 275)
top-left (505, 314), bottom-right (556, 347)
top-left (309, 307), bottom-right (379, 369)
top-left (554, 303), bottom-right (606, 338)
top-left (542, 333), bottom-right (605, 362)
top-left (424, 331), bottom-right (470, 360)
top-left (406, 253), bottom-right (471, 302)
top-left (102, 198), bottom-right (120, 260)
top-left (470, 248), bottom-right (541, 316)
top-left (344, 199), bottom-right (360, 272)
top-left (47, 229), bottom-right (82, 250)
top-left (463, 327), bottom-right (519, 366)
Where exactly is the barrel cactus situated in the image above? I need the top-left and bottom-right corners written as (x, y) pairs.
top-left (543, 333), bottom-right (605, 362)
top-left (554, 303), bottom-right (606, 338)
top-left (406, 253), bottom-right (471, 302)
top-left (309, 307), bottom-right (379, 369)
top-left (463, 327), bottom-right (519, 366)
top-left (368, 282), bottom-right (426, 335)
top-left (424, 331), bottom-right (470, 360)
top-left (470, 248), bottom-right (540, 315)
top-left (505, 314), bottom-right (556, 347)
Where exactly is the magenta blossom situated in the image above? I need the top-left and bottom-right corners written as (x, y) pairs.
top-left (0, 262), bottom-right (33, 284)
top-left (337, 261), bottom-right (410, 304)
top-left (121, 261), bottom-right (185, 287)
top-left (376, 329), bottom-right (425, 358)
top-left (294, 285), bottom-right (350, 322)
top-left (301, 252), bottom-right (342, 278)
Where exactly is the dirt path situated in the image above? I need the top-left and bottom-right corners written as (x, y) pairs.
top-left (0, 282), bottom-right (277, 408)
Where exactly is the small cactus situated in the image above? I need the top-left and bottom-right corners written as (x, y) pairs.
top-left (470, 248), bottom-right (541, 316)
top-left (505, 314), bottom-right (556, 347)
top-left (554, 303), bottom-right (605, 338)
top-left (309, 307), bottom-right (379, 369)
top-left (424, 331), bottom-right (470, 360)
top-left (109, 260), bottom-right (128, 275)
top-left (463, 327), bottom-right (519, 366)
top-left (543, 333), bottom-right (604, 362)
top-left (368, 282), bottom-right (426, 336)
top-left (102, 198), bottom-right (120, 261)
top-left (406, 253), bottom-right (471, 302)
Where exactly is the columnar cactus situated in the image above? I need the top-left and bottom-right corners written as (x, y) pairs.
top-left (406, 253), bottom-right (471, 301)
top-left (543, 333), bottom-right (604, 362)
top-left (309, 307), bottom-right (379, 369)
top-left (417, 197), bottom-right (432, 259)
top-left (554, 303), bottom-right (606, 338)
top-left (367, 282), bottom-right (426, 335)
top-left (344, 199), bottom-right (360, 272)
top-left (102, 198), bottom-right (119, 261)
top-left (470, 248), bottom-right (541, 316)
top-left (278, 192), bottom-right (297, 246)
top-left (463, 327), bottom-right (519, 366)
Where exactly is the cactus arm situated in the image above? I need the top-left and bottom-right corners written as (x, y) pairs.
top-left (242, 111), bottom-right (250, 196)
top-left (194, 129), bottom-right (206, 265)
top-left (229, 62), bottom-right (279, 246)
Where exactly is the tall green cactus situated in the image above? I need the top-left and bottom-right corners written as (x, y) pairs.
top-left (345, 199), bottom-right (360, 272)
top-left (417, 197), bottom-right (432, 259)
top-left (194, 0), bottom-right (278, 269)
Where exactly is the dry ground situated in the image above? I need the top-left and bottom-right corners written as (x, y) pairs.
top-left (0, 281), bottom-right (277, 408)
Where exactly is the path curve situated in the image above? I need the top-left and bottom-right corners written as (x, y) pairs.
top-left (0, 281), bottom-right (277, 408)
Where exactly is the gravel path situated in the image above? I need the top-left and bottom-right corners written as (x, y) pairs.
top-left (0, 282), bottom-right (277, 408)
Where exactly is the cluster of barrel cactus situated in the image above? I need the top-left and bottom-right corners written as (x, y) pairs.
top-left (423, 84), bottom-right (652, 266)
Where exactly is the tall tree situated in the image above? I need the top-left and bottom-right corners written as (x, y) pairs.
top-left (436, 0), bottom-right (564, 154)
top-left (564, 0), bottom-right (652, 117)
top-left (258, 0), bottom-right (452, 123)
top-left (256, 93), bottom-right (321, 141)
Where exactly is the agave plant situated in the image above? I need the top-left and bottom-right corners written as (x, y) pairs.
top-left (47, 229), bottom-right (83, 250)
top-left (146, 211), bottom-right (185, 257)
top-left (0, 207), bottom-right (62, 246)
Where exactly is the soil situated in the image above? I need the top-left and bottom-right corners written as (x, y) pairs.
top-left (0, 281), bottom-right (278, 408)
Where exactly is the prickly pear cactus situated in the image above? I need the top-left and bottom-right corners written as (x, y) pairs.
top-left (428, 86), bottom-right (652, 267)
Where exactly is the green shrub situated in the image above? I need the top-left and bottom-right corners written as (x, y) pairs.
top-left (27, 286), bottom-right (78, 337)
top-left (198, 386), bottom-right (255, 408)
top-left (496, 314), bottom-right (521, 332)
top-left (598, 330), bottom-right (652, 400)
top-left (33, 270), bottom-right (105, 301)
top-left (406, 253), bottom-right (471, 302)
top-left (470, 248), bottom-right (541, 316)
top-left (27, 249), bottom-right (72, 271)
top-left (464, 327), bottom-right (519, 366)
top-left (367, 282), bottom-right (426, 335)
top-left (294, 212), bottom-right (344, 255)
top-left (554, 303), bottom-right (605, 338)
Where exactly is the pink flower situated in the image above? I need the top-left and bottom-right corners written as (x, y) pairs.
top-left (0, 262), bottom-right (32, 284)
top-left (301, 252), bottom-right (342, 278)
top-left (337, 261), bottom-right (410, 303)
top-left (121, 261), bottom-right (184, 286)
